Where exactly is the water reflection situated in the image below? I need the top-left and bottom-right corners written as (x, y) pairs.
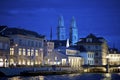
top-left (101, 73), bottom-right (111, 80)
top-left (1, 73), bottom-right (120, 80)
top-left (8, 76), bottom-right (44, 80)
top-left (8, 76), bottom-right (21, 80)
top-left (68, 73), bottom-right (81, 77)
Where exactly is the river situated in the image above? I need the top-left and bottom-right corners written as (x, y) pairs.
top-left (0, 73), bottom-right (120, 80)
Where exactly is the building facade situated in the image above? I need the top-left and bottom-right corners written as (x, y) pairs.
top-left (3, 27), bottom-right (45, 66)
top-left (77, 34), bottom-right (108, 65)
top-left (107, 48), bottom-right (120, 65)
top-left (0, 36), bottom-right (10, 67)
top-left (80, 52), bottom-right (94, 65)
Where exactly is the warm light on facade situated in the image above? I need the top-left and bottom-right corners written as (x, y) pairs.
top-left (10, 48), bottom-right (14, 55)
top-left (0, 58), bottom-right (3, 67)
top-left (27, 49), bottom-right (30, 56)
top-left (35, 50), bottom-right (38, 56)
top-left (23, 48), bottom-right (26, 55)
top-left (19, 48), bottom-right (22, 55)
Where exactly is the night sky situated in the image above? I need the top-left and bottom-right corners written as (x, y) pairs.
top-left (0, 0), bottom-right (120, 49)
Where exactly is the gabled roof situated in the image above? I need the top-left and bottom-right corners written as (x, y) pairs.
top-left (77, 33), bottom-right (106, 44)
top-left (108, 48), bottom-right (120, 54)
top-left (86, 33), bottom-right (96, 38)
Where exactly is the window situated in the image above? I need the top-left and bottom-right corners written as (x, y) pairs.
top-left (86, 38), bottom-right (92, 42)
top-left (10, 39), bottom-right (14, 45)
top-left (18, 60), bottom-right (21, 65)
top-left (95, 60), bottom-right (98, 64)
top-left (10, 48), bottom-right (14, 55)
top-left (4, 44), bottom-right (8, 49)
top-left (19, 48), bottom-right (22, 55)
top-left (95, 52), bottom-right (98, 56)
top-left (31, 49), bottom-right (34, 56)
top-left (87, 46), bottom-right (90, 50)
top-left (27, 49), bottom-right (30, 56)
top-left (39, 42), bottom-right (42, 47)
top-left (22, 59), bottom-right (25, 65)
top-left (23, 48), bottom-right (26, 55)
top-left (27, 60), bottom-right (30, 65)
top-left (36, 42), bottom-right (38, 47)
top-left (10, 59), bottom-right (14, 65)
top-left (55, 57), bottom-right (57, 60)
top-left (19, 39), bottom-right (22, 46)
top-left (31, 41), bottom-right (34, 46)
top-left (95, 46), bottom-right (98, 49)
top-left (35, 50), bottom-right (38, 56)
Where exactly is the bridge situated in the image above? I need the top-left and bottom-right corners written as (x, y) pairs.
top-left (82, 65), bottom-right (120, 73)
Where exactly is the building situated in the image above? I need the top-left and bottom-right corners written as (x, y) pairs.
top-left (44, 49), bottom-right (68, 66)
top-left (107, 48), bottom-right (120, 65)
top-left (57, 16), bottom-right (66, 40)
top-left (0, 36), bottom-right (10, 67)
top-left (77, 33), bottom-right (108, 65)
top-left (68, 55), bottom-right (83, 70)
top-left (51, 16), bottom-right (79, 49)
top-left (2, 27), bottom-right (45, 66)
top-left (80, 52), bottom-right (94, 65)
top-left (69, 17), bottom-right (78, 45)
top-left (66, 46), bottom-right (83, 69)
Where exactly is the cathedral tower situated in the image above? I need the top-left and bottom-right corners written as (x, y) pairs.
top-left (57, 16), bottom-right (66, 40)
top-left (69, 16), bottom-right (78, 45)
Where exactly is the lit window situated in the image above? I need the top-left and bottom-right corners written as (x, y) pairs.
top-left (27, 60), bottom-right (30, 65)
top-left (10, 48), bottom-right (14, 55)
top-left (18, 60), bottom-right (21, 65)
top-left (23, 48), bottom-right (26, 55)
top-left (27, 49), bottom-right (30, 56)
top-left (35, 50), bottom-right (38, 56)
top-left (35, 60), bottom-right (38, 64)
top-left (10, 59), bottom-right (14, 65)
top-left (19, 48), bottom-right (22, 55)
top-left (31, 49), bottom-right (34, 56)
top-left (55, 57), bottom-right (57, 60)
top-left (31, 61), bottom-right (34, 65)
top-left (23, 59), bottom-right (25, 65)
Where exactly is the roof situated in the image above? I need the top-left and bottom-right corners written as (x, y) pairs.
top-left (44, 50), bottom-right (68, 61)
top-left (51, 40), bottom-right (67, 48)
top-left (77, 33), bottom-right (106, 44)
top-left (108, 48), bottom-right (120, 54)
top-left (66, 45), bottom-right (79, 50)
top-left (1, 26), bottom-right (45, 38)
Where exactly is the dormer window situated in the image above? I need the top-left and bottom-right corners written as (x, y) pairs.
top-left (86, 38), bottom-right (92, 42)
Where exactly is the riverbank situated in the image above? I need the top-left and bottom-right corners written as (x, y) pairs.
top-left (0, 66), bottom-right (76, 76)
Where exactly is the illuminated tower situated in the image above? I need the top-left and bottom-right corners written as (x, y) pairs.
top-left (69, 16), bottom-right (78, 45)
top-left (57, 16), bottom-right (66, 40)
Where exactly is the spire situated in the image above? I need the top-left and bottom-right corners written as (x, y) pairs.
top-left (58, 15), bottom-right (64, 27)
top-left (50, 27), bottom-right (52, 41)
top-left (66, 39), bottom-right (70, 48)
top-left (71, 16), bottom-right (76, 27)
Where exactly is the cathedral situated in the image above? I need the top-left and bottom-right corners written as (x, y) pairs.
top-left (57, 16), bottom-right (78, 45)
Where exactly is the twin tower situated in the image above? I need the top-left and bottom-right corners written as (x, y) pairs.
top-left (57, 16), bottom-right (78, 45)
